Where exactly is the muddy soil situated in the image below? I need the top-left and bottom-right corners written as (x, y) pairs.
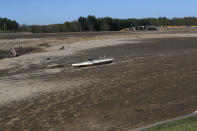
top-left (1, 36), bottom-right (197, 131)
top-left (0, 31), bottom-right (131, 40)
top-left (0, 47), bottom-right (37, 59)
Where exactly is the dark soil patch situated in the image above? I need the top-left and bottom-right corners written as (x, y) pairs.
top-left (0, 47), bottom-right (37, 59)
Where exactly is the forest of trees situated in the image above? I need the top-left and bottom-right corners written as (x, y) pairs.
top-left (0, 18), bottom-right (19, 31)
top-left (1, 16), bottom-right (197, 33)
top-left (23, 16), bottom-right (197, 33)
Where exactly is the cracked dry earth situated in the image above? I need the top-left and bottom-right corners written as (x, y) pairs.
top-left (1, 35), bottom-right (197, 131)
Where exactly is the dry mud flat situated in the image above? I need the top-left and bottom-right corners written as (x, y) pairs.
top-left (1, 33), bottom-right (197, 130)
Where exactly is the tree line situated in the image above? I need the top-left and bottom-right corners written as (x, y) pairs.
top-left (0, 18), bottom-right (19, 31)
top-left (1, 16), bottom-right (197, 33)
top-left (23, 16), bottom-right (197, 33)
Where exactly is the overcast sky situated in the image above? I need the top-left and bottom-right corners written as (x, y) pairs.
top-left (0, 0), bottom-right (196, 25)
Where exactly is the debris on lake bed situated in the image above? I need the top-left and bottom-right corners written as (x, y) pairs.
top-left (72, 57), bottom-right (114, 68)
top-left (46, 57), bottom-right (114, 72)
top-left (10, 47), bottom-right (18, 57)
top-left (59, 46), bottom-right (65, 50)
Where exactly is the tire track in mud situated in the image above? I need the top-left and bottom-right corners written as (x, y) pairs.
top-left (0, 69), bottom-right (62, 82)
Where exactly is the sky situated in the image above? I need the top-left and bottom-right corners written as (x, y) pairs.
top-left (0, 0), bottom-right (197, 25)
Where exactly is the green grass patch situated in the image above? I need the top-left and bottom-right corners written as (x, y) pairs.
top-left (143, 115), bottom-right (197, 131)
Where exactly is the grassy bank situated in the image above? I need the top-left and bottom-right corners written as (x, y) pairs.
top-left (143, 115), bottom-right (197, 131)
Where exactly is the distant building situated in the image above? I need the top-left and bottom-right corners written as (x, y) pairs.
top-left (121, 26), bottom-right (159, 32)
top-left (134, 26), bottom-right (158, 31)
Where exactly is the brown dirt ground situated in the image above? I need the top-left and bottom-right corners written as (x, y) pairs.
top-left (1, 34), bottom-right (197, 131)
